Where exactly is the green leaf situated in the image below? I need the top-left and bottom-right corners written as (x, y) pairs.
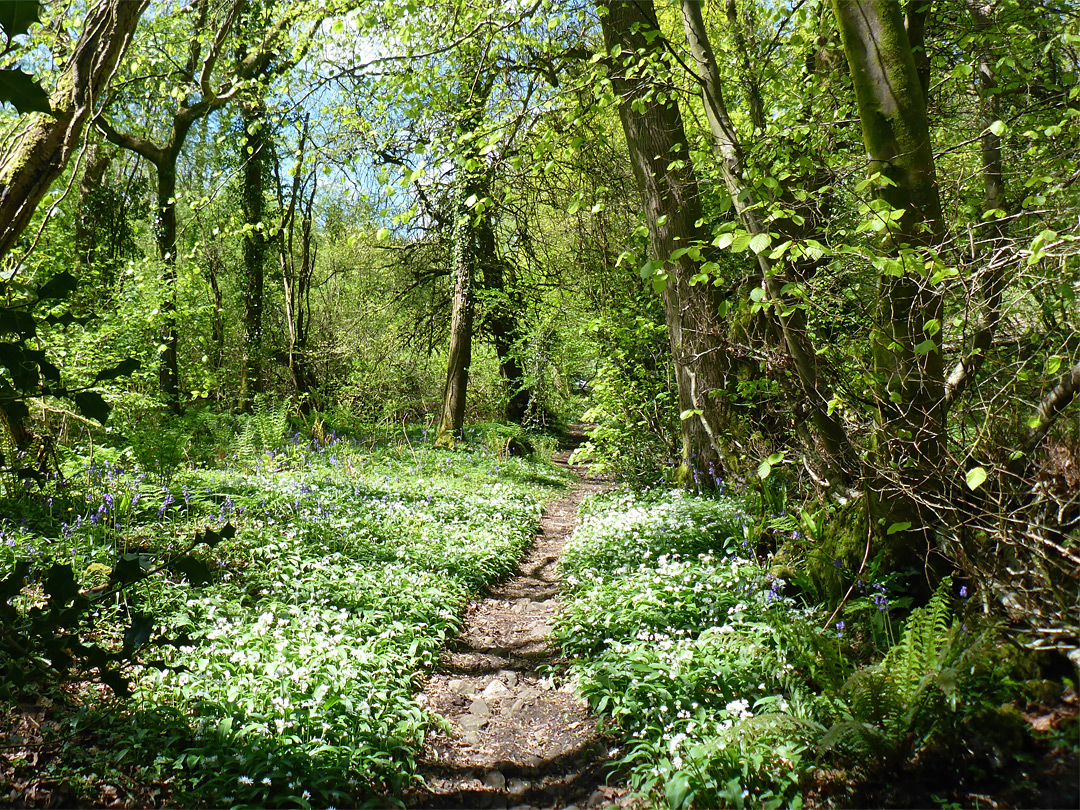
top-left (0, 1), bottom-right (41, 39)
top-left (111, 553), bottom-right (146, 585)
top-left (375, 227), bottom-right (390, 240)
top-left (748, 232), bottom-right (772, 254)
top-left (638, 260), bottom-right (661, 279)
top-left (44, 564), bottom-right (79, 605)
top-left (913, 339), bottom-right (937, 355)
top-left (74, 391), bottom-right (110, 424)
top-left (37, 271), bottom-right (76, 300)
top-left (965, 466), bottom-right (988, 491)
top-left (123, 612), bottom-right (154, 652)
top-left (757, 460), bottom-right (772, 479)
top-left (988, 120), bottom-right (1007, 137)
top-left (172, 555), bottom-right (213, 586)
top-left (99, 668), bottom-right (132, 697)
top-left (0, 560), bottom-right (30, 601)
top-left (679, 408), bottom-right (702, 420)
top-left (0, 68), bottom-right (51, 115)
top-left (749, 287), bottom-right (765, 303)
top-left (93, 358), bottom-right (140, 384)
top-left (886, 521), bottom-right (912, 535)
top-left (1, 308), bottom-right (37, 338)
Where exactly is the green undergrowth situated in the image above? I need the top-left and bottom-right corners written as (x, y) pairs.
top-left (1, 418), bottom-right (571, 808)
top-left (555, 489), bottom-right (1074, 810)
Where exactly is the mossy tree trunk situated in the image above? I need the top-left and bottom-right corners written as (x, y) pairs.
top-left (238, 99), bottom-right (268, 412)
top-left (435, 180), bottom-right (478, 449)
top-left (832, 0), bottom-right (948, 572)
top-left (475, 196), bottom-right (531, 424)
top-left (435, 70), bottom-right (495, 449)
top-left (0, 0), bottom-right (147, 261)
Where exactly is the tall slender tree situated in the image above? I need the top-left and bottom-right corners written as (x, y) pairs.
top-left (831, 0), bottom-right (948, 570)
top-left (597, 0), bottom-right (730, 475)
top-left (97, 0), bottom-right (346, 412)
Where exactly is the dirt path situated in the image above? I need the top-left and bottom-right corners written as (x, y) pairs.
top-left (406, 436), bottom-right (627, 810)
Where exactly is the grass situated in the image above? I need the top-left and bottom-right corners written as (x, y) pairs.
top-left (0, 420), bottom-right (571, 808)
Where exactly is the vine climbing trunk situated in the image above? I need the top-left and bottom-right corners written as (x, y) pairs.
top-left (238, 99), bottom-right (267, 412)
top-left (434, 66), bottom-right (495, 449)
top-left (476, 201), bottom-right (530, 424)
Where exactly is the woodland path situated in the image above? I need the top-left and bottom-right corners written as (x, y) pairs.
top-left (406, 431), bottom-right (631, 810)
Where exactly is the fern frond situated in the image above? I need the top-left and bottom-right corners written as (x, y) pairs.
top-left (817, 719), bottom-right (892, 761)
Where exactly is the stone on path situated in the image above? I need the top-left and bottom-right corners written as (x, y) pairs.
top-left (482, 679), bottom-right (514, 701)
top-left (448, 678), bottom-right (470, 695)
top-left (482, 770), bottom-right (506, 791)
top-left (458, 712), bottom-right (487, 731)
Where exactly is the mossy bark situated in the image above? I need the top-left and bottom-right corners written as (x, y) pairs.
top-left (435, 180), bottom-right (476, 450)
top-left (238, 100), bottom-right (268, 412)
top-left (0, 0), bottom-right (147, 260)
top-left (832, 0), bottom-right (948, 577)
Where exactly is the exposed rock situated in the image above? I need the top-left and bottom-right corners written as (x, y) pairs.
top-left (448, 678), bottom-right (470, 695)
top-left (457, 713), bottom-right (487, 731)
top-left (482, 679), bottom-right (514, 701)
top-left (516, 686), bottom-right (540, 703)
top-left (482, 770), bottom-right (506, 791)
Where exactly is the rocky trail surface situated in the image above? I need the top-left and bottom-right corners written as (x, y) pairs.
top-left (406, 433), bottom-right (631, 810)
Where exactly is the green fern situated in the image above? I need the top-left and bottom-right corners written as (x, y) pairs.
top-left (880, 578), bottom-right (955, 714)
top-left (236, 396), bottom-right (289, 462)
top-left (825, 578), bottom-right (969, 757)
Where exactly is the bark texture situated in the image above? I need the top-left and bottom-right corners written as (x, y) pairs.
top-left (0, 0), bottom-right (147, 261)
top-left (832, 0), bottom-right (948, 569)
top-left (435, 181), bottom-right (477, 448)
top-left (599, 0), bottom-right (730, 475)
top-left (239, 101), bottom-right (268, 411)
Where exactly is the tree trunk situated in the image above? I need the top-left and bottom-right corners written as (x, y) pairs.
top-left (434, 69), bottom-right (496, 448)
top-left (74, 145), bottom-right (111, 279)
top-left (599, 0), bottom-right (730, 479)
top-left (680, 0), bottom-right (857, 487)
top-left (203, 242), bottom-right (226, 374)
top-left (274, 120), bottom-right (317, 410)
top-left (832, 0), bottom-right (948, 571)
top-left (435, 181), bottom-right (476, 448)
top-left (0, 0), bottom-right (147, 261)
top-left (475, 203), bottom-right (530, 423)
top-left (238, 101), bottom-right (267, 411)
top-left (156, 155), bottom-right (183, 414)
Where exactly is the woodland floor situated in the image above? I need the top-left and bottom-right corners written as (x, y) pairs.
top-left (405, 436), bottom-right (634, 810)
